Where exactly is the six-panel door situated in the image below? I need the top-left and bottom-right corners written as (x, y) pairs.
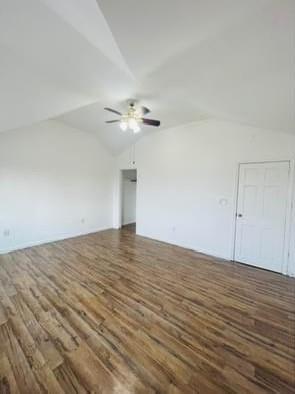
top-left (234, 161), bottom-right (290, 273)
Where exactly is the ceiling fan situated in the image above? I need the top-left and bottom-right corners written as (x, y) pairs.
top-left (104, 100), bottom-right (160, 133)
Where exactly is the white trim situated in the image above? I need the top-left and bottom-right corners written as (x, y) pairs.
top-left (122, 220), bottom-right (136, 226)
top-left (231, 159), bottom-right (294, 276)
top-left (283, 159), bottom-right (294, 275)
top-left (0, 226), bottom-right (112, 255)
top-left (136, 230), bottom-right (228, 261)
top-left (288, 161), bottom-right (295, 276)
top-left (115, 168), bottom-right (138, 230)
top-left (230, 163), bottom-right (241, 261)
top-left (117, 169), bottom-right (124, 229)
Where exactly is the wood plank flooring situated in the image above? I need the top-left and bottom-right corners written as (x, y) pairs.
top-left (0, 228), bottom-right (294, 393)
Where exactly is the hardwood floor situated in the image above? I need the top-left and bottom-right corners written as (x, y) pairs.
top-left (122, 223), bottom-right (136, 233)
top-left (0, 228), bottom-right (294, 393)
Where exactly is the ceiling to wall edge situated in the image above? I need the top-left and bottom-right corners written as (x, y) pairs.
top-left (1, 114), bottom-right (294, 158)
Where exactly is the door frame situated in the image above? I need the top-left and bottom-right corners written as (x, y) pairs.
top-left (230, 159), bottom-right (295, 275)
top-left (115, 168), bottom-right (138, 230)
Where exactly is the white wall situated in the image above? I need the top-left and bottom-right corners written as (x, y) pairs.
top-left (117, 120), bottom-right (295, 276)
top-left (122, 178), bottom-right (136, 225)
top-left (2, 118), bottom-right (295, 276)
top-left (0, 120), bottom-right (114, 253)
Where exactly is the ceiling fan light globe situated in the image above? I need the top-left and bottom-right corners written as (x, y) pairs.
top-left (128, 118), bottom-right (138, 130)
top-left (133, 124), bottom-right (141, 133)
top-left (120, 121), bottom-right (128, 131)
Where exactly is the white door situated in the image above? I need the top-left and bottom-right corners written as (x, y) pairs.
top-left (234, 161), bottom-right (290, 273)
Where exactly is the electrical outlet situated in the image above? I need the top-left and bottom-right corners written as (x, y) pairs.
top-left (3, 229), bottom-right (10, 237)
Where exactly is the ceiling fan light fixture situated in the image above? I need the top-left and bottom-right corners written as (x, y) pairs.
top-left (128, 118), bottom-right (138, 130)
top-left (133, 124), bottom-right (141, 133)
top-left (120, 120), bottom-right (128, 131)
top-left (104, 101), bottom-right (160, 133)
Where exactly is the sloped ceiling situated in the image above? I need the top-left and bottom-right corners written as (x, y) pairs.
top-left (0, 0), bottom-right (294, 154)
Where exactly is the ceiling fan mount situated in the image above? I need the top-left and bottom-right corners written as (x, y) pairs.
top-left (104, 100), bottom-right (160, 133)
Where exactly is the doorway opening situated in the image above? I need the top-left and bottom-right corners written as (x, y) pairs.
top-left (121, 169), bottom-right (137, 233)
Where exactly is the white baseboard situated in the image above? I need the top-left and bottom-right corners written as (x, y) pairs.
top-left (136, 230), bottom-right (228, 260)
top-left (2, 227), bottom-right (294, 278)
top-left (136, 231), bottom-right (295, 277)
top-left (122, 221), bottom-right (136, 226)
top-left (0, 226), bottom-right (112, 255)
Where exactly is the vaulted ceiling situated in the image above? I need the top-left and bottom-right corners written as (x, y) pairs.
top-left (1, 0), bottom-right (294, 154)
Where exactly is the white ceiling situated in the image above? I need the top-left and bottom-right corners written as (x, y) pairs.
top-left (0, 0), bottom-right (294, 154)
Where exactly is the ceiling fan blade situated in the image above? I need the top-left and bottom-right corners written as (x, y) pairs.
top-left (104, 107), bottom-right (122, 116)
top-left (105, 120), bottom-right (120, 123)
top-left (140, 106), bottom-right (150, 115)
top-left (142, 118), bottom-right (160, 127)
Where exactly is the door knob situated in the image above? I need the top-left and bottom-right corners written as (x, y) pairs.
top-left (237, 213), bottom-right (243, 218)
